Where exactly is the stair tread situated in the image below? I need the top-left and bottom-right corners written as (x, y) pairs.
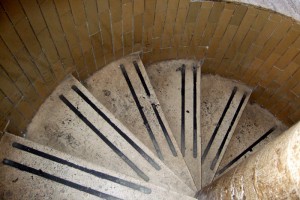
top-left (146, 60), bottom-right (202, 189)
top-left (216, 103), bottom-right (287, 177)
top-left (0, 133), bottom-right (196, 200)
top-left (201, 75), bottom-right (251, 187)
top-left (85, 54), bottom-right (196, 190)
top-left (26, 75), bottom-right (194, 196)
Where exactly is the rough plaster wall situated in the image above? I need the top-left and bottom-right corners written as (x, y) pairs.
top-left (198, 121), bottom-right (300, 199)
top-left (0, 0), bottom-right (300, 134)
top-left (223, 0), bottom-right (300, 21)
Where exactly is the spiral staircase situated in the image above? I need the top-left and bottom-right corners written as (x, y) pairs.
top-left (0, 54), bottom-right (288, 199)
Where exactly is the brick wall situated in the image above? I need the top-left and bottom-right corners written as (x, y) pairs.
top-left (0, 0), bottom-right (299, 135)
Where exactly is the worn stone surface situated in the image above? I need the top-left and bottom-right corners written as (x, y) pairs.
top-left (198, 122), bottom-right (300, 199)
top-left (216, 103), bottom-right (288, 177)
top-left (219, 0), bottom-right (300, 21)
top-left (0, 133), bottom-right (196, 200)
top-left (146, 60), bottom-right (202, 189)
top-left (85, 54), bottom-right (196, 191)
top-left (25, 75), bottom-right (194, 196)
top-left (201, 75), bottom-right (252, 187)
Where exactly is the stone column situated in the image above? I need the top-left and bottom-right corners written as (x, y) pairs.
top-left (197, 122), bottom-right (300, 199)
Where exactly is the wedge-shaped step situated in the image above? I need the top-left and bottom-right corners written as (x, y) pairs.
top-left (0, 133), bottom-right (196, 200)
top-left (26, 75), bottom-right (194, 196)
top-left (146, 60), bottom-right (202, 189)
top-left (216, 103), bottom-right (287, 178)
top-left (85, 54), bottom-right (196, 190)
top-left (201, 75), bottom-right (251, 187)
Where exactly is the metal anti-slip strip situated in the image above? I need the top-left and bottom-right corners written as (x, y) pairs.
top-left (71, 85), bottom-right (161, 171)
top-left (181, 64), bottom-right (186, 157)
top-left (193, 66), bottom-right (198, 158)
top-left (12, 142), bottom-right (152, 194)
top-left (3, 159), bottom-right (122, 200)
top-left (59, 95), bottom-right (149, 181)
top-left (216, 126), bottom-right (277, 176)
top-left (132, 61), bottom-right (176, 157)
top-left (120, 64), bottom-right (164, 161)
top-left (151, 103), bottom-right (177, 156)
top-left (202, 86), bottom-right (238, 163)
top-left (210, 92), bottom-right (247, 170)
top-left (133, 61), bottom-right (150, 97)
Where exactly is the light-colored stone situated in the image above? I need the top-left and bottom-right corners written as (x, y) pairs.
top-left (85, 54), bottom-right (196, 191)
top-left (201, 75), bottom-right (252, 187)
top-left (216, 0), bottom-right (300, 21)
top-left (216, 103), bottom-right (287, 177)
top-left (26, 75), bottom-right (194, 196)
top-left (0, 133), bottom-right (196, 200)
top-left (198, 121), bottom-right (300, 200)
top-left (146, 60), bottom-right (202, 189)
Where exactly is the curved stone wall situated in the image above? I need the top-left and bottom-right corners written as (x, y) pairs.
top-left (219, 0), bottom-right (300, 21)
top-left (0, 0), bottom-right (299, 134)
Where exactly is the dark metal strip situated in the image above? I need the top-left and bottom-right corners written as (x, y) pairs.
top-left (151, 103), bottom-right (177, 156)
top-left (210, 93), bottom-right (247, 170)
top-left (3, 159), bottom-right (122, 200)
top-left (120, 64), bottom-right (163, 160)
top-left (181, 64), bottom-right (186, 157)
top-left (193, 65), bottom-right (198, 158)
top-left (133, 61), bottom-right (150, 97)
top-left (12, 142), bottom-right (152, 194)
top-left (59, 95), bottom-right (149, 181)
top-left (216, 126), bottom-right (276, 176)
top-left (202, 86), bottom-right (238, 163)
top-left (71, 85), bottom-right (160, 171)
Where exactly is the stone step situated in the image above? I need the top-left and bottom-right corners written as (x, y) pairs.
top-left (215, 103), bottom-right (287, 178)
top-left (85, 54), bottom-right (196, 191)
top-left (200, 75), bottom-right (252, 187)
top-left (146, 60), bottom-right (202, 189)
top-left (0, 133), bottom-right (196, 200)
top-left (26, 75), bottom-right (194, 196)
